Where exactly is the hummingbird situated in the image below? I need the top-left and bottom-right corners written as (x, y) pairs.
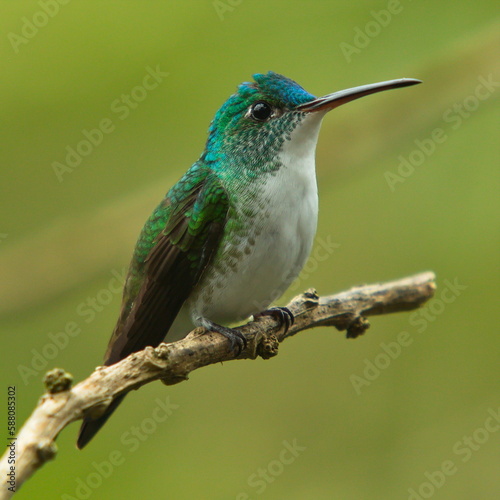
top-left (77, 71), bottom-right (421, 448)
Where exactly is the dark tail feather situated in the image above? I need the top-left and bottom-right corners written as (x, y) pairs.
top-left (76, 394), bottom-right (126, 449)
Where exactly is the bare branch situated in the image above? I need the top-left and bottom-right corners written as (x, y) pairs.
top-left (0, 272), bottom-right (435, 499)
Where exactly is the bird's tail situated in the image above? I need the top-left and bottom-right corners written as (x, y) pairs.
top-left (76, 307), bottom-right (191, 448)
top-left (76, 394), bottom-right (126, 449)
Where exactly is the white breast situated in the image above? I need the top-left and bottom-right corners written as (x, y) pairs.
top-left (190, 112), bottom-right (326, 325)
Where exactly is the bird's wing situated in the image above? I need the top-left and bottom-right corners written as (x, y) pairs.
top-left (104, 168), bottom-right (229, 365)
top-left (78, 169), bottom-right (229, 448)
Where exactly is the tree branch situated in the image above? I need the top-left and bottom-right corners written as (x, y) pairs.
top-left (0, 271), bottom-right (435, 499)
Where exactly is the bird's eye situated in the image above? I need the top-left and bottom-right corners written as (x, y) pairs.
top-left (250, 101), bottom-right (273, 121)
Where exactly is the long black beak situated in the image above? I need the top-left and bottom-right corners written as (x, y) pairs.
top-left (297, 78), bottom-right (421, 113)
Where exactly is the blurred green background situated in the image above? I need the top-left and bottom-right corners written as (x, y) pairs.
top-left (1, 1), bottom-right (499, 499)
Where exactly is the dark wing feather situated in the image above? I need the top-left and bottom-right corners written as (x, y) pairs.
top-left (104, 215), bottom-right (225, 364)
top-left (77, 169), bottom-right (229, 448)
top-left (105, 170), bottom-right (229, 364)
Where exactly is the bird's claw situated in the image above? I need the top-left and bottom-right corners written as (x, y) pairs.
top-left (201, 319), bottom-right (247, 355)
top-left (255, 306), bottom-right (295, 334)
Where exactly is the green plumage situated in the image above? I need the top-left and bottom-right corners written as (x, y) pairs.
top-left (106, 164), bottom-right (229, 363)
top-left (77, 164), bottom-right (230, 448)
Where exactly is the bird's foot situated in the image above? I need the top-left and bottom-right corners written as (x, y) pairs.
top-left (254, 306), bottom-right (294, 334)
top-left (199, 318), bottom-right (247, 355)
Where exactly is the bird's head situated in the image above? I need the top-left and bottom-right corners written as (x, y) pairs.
top-left (202, 71), bottom-right (420, 173)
